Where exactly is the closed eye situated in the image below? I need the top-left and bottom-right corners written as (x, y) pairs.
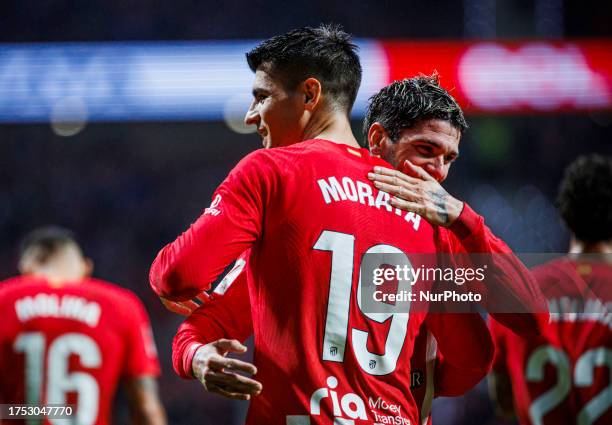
top-left (445, 154), bottom-right (458, 163)
top-left (416, 145), bottom-right (434, 155)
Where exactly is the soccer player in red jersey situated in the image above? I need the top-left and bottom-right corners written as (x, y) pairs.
top-left (171, 256), bottom-right (450, 424)
top-left (489, 154), bottom-right (612, 425)
top-left (0, 227), bottom-right (166, 425)
top-left (151, 27), bottom-right (542, 424)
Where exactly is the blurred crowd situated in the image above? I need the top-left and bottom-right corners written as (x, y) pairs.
top-left (1, 0), bottom-right (609, 42)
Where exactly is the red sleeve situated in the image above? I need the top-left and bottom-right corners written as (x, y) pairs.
top-left (444, 203), bottom-right (548, 336)
top-left (149, 150), bottom-right (278, 301)
top-left (488, 316), bottom-right (510, 373)
top-left (172, 270), bottom-right (253, 379)
top-left (426, 313), bottom-right (494, 396)
top-left (122, 294), bottom-right (161, 378)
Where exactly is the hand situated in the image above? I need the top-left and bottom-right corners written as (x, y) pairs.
top-left (159, 292), bottom-right (210, 316)
top-left (367, 160), bottom-right (463, 227)
top-left (192, 339), bottom-right (262, 400)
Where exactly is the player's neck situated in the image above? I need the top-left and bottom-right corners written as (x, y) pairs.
top-left (568, 237), bottom-right (612, 255)
top-left (303, 110), bottom-right (360, 148)
top-left (27, 263), bottom-right (86, 287)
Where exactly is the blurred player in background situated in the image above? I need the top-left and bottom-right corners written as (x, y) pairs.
top-left (0, 226), bottom-right (166, 425)
top-left (151, 26), bottom-right (499, 425)
top-left (489, 154), bottom-right (612, 425)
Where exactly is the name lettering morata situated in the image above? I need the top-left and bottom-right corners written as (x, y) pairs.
top-left (317, 176), bottom-right (421, 231)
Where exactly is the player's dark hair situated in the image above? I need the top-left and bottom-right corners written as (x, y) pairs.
top-left (246, 24), bottom-right (362, 114)
top-left (557, 154), bottom-right (612, 243)
top-left (363, 74), bottom-right (468, 142)
top-left (19, 226), bottom-right (80, 264)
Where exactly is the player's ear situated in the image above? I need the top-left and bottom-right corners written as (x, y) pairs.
top-left (368, 122), bottom-right (387, 157)
top-left (17, 255), bottom-right (35, 275)
top-left (83, 257), bottom-right (94, 278)
top-left (301, 78), bottom-right (322, 111)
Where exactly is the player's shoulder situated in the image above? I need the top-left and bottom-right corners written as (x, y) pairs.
top-left (239, 139), bottom-right (323, 161)
top-left (531, 257), bottom-right (573, 283)
top-left (281, 139), bottom-right (387, 169)
top-left (78, 278), bottom-right (145, 308)
top-left (281, 138), bottom-right (372, 157)
top-left (1, 275), bottom-right (32, 289)
top-left (232, 139), bottom-right (389, 186)
top-left (531, 257), bottom-right (603, 289)
top-left (231, 139), bottom-right (333, 177)
top-left (243, 139), bottom-right (372, 161)
top-left (0, 275), bottom-right (48, 298)
top-left (231, 145), bottom-right (285, 175)
top-left (531, 257), bottom-right (612, 302)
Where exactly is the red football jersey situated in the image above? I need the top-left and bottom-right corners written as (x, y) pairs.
top-left (152, 139), bottom-right (493, 425)
top-left (172, 256), bottom-right (488, 425)
top-left (174, 256), bottom-right (446, 422)
top-left (491, 258), bottom-right (611, 425)
top-left (0, 276), bottom-right (161, 425)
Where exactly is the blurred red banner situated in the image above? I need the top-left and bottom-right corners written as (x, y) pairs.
top-left (382, 40), bottom-right (612, 113)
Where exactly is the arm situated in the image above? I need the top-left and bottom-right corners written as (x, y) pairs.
top-left (425, 313), bottom-right (494, 397)
top-left (172, 273), bottom-right (261, 400)
top-left (150, 151), bottom-right (276, 301)
top-left (172, 271), bottom-right (253, 378)
top-left (368, 165), bottom-right (548, 335)
top-left (124, 376), bottom-right (167, 425)
top-left (488, 371), bottom-right (516, 420)
top-left (121, 293), bottom-right (166, 424)
top-left (445, 204), bottom-right (548, 336)
top-left (159, 254), bottom-right (247, 316)
top-left (487, 318), bottom-right (516, 420)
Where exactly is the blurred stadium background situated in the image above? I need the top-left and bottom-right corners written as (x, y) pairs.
top-left (1, 0), bottom-right (610, 423)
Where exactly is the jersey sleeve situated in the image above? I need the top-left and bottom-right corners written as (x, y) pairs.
top-left (425, 312), bottom-right (494, 396)
top-left (172, 270), bottom-right (253, 379)
top-left (488, 317), bottom-right (510, 373)
top-left (443, 203), bottom-right (548, 336)
top-left (149, 150), bottom-right (278, 301)
top-left (122, 293), bottom-right (162, 378)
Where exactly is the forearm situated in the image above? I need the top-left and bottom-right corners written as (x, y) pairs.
top-left (125, 377), bottom-right (167, 425)
top-left (130, 399), bottom-right (166, 425)
top-left (427, 313), bottom-right (494, 396)
top-left (173, 313), bottom-right (229, 379)
top-left (488, 371), bottom-right (516, 420)
top-left (173, 299), bottom-right (253, 379)
top-left (447, 204), bottom-right (548, 335)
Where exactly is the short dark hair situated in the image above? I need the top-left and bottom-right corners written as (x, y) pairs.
top-left (363, 74), bottom-right (468, 141)
top-left (246, 24), bottom-right (362, 114)
top-left (557, 154), bottom-right (612, 243)
top-left (19, 226), bottom-right (80, 265)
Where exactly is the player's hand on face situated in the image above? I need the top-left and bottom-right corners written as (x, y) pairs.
top-left (159, 292), bottom-right (210, 316)
top-left (367, 160), bottom-right (464, 227)
top-left (192, 339), bottom-right (262, 400)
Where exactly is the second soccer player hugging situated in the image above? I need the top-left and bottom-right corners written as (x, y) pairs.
top-left (151, 24), bottom-right (546, 425)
